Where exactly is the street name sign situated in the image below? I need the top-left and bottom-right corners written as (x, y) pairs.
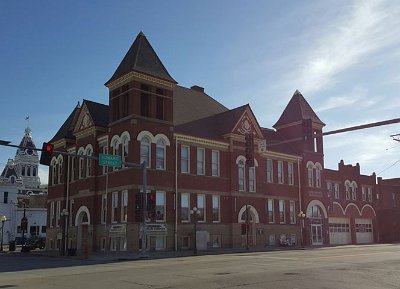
top-left (99, 153), bottom-right (121, 168)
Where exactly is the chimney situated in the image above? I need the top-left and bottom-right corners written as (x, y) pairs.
top-left (190, 85), bottom-right (205, 93)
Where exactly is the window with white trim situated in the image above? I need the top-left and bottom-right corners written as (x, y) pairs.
top-left (86, 148), bottom-right (92, 177)
top-left (249, 167), bottom-right (255, 192)
top-left (362, 187), bottom-right (366, 201)
top-left (197, 148), bottom-right (205, 175)
top-left (212, 150), bottom-right (219, 176)
top-left (307, 163), bottom-right (314, 187)
top-left (351, 183), bottom-right (357, 201)
top-left (112, 138), bottom-right (120, 171)
top-left (238, 159), bottom-right (245, 191)
top-left (279, 200), bottom-right (285, 224)
top-left (345, 182), bottom-right (351, 200)
top-left (278, 161), bottom-right (284, 184)
top-left (289, 201), bottom-right (295, 224)
top-left (121, 135), bottom-right (129, 168)
top-left (367, 187), bottom-right (373, 202)
top-left (156, 191), bottom-right (165, 222)
top-left (327, 182), bottom-right (333, 197)
top-left (140, 136), bottom-right (151, 168)
top-left (156, 139), bottom-right (166, 170)
top-left (267, 199), bottom-right (274, 223)
top-left (181, 145), bottom-right (189, 173)
top-left (288, 162), bottom-right (294, 185)
top-left (181, 193), bottom-right (190, 222)
top-left (79, 150), bottom-right (85, 178)
top-left (112, 192), bottom-right (118, 223)
top-left (197, 194), bottom-right (205, 222)
top-left (101, 194), bottom-right (107, 224)
top-left (50, 202), bottom-right (55, 228)
top-left (56, 201), bottom-right (61, 227)
top-left (266, 159), bottom-right (273, 183)
top-left (58, 157), bottom-right (63, 184)
top-left (334, 183), bottom-right (340, 199)
top-left (212, 195), bottom-right (220, 222)
top-left (121, 190), bottom-right (128, 222)
top-left (315, 164), bottom-right (321, 188)
top-left (102, 146), bottom-right (108, 175)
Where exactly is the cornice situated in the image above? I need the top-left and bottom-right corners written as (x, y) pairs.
top-left (174, 133), bottom-right (229, 149)
top-left (106, 71), bottom-right (176, 89)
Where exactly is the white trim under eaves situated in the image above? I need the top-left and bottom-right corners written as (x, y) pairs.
top-left (174, 133), bottom-right (229, 149)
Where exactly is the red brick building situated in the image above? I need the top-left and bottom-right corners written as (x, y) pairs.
top-left (376, 177), bottom-right (400, 243)
top-left (46, 32), bottom-right (380, 253)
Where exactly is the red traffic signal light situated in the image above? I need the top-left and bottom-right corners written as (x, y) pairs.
top-left (39, 142), bottom-right (54, 166)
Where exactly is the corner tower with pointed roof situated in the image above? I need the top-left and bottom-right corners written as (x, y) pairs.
top-left (105, 31), bottom-right (177, 127)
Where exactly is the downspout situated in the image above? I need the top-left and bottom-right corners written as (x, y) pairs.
top-left (174, 137), bottom-right (178, 251)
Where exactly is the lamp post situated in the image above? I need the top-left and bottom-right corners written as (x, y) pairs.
top-left (298, 211), bottom-right (306, 247)
top-left (1, 215), bottom-right (7, 251)
top-left (190, 207), bottom-right (201, 254)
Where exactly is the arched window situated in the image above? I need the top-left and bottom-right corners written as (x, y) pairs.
top-left (58, 157), bottom-right (63, 184)
top-left (311, 205), bottom-right (323, 218)
top-left (307, 162), bottom-right (314, 187)
top-left (156, 139), bottom-right (166, 170)
top-left (351, 182), bottom-right (357, 201)
top-left (121, 135), bottom-right (129, 166)
top-left (315, 163), bottom-right (322, 188)
top-left (27, 166), bottom-right (31, 177)
top-left (111, 137), bottom-right (121, 171)
top-left (140, 136), bottom-right (151, 168)
top-left (345, 181), bottom-right (351, 200)
top-left (86, 147), bottom-right (92, 177)
top-left (33, 166), bottom-right (37, 177)
top-left (78, 149), bottom-right (85, 179)
top-left (51, 158), bottom-right (58, 185)
top-left (238, 159), bottom-right (245, 191)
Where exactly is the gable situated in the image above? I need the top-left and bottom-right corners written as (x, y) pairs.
top-left (231, 108), bottom-right (263, 139)
top-left (73, 104), bottom-right (94, 134)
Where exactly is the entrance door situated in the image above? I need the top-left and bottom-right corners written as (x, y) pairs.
top-left (311, 224), bottom-right (323, 245)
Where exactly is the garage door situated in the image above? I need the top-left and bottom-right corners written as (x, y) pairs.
top-left (329, 217), bottom-right (351, 245)
top-left (355, 218), bottom-right (374, 244)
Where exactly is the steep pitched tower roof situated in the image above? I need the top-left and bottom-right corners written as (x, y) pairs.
top-left (105, 31), bottom-right (177, 86)
top-left (273, 90), bottom-right (325, 129)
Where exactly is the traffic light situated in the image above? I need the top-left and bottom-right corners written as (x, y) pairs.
top-left (245, 133), bottom-right (254, 167)
top-left (135, 193), bottom-right (143, 222)
top-left (147, 192), bottom-right (156, 219)
top-left (39, 142), bottom-right (54, 166)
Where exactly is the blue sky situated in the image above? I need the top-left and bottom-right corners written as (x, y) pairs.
top-left (1, 0), bottom-right (399, 184)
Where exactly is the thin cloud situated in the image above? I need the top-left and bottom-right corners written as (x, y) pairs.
top-left (297, 0), bottom-right (399, 94)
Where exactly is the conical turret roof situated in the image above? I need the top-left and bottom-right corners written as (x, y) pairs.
top-left (105, 31), bottom-right (176, 86)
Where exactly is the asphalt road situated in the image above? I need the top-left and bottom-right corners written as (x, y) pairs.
top-left (1, 244), bottom-right (400, 289)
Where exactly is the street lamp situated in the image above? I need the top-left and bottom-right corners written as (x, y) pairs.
top-left (298, 211), bottom-right (306, 247)
top-left (1, 215), bottom-right (7, 251)
top-left (190, 207), bottom-right (201, 254)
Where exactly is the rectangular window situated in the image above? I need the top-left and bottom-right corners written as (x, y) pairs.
top-left (212, 195), bottom-right (220, 222)
top-left (181, 146), bottom-right (189, 173)
top-left (197, 148), bottom-right (205, 175)
top-left (112, 192), bottom-right (118, 223)
top-left (181, 193), bottom-right (190, 222)
top-left (121, 93), bottom-right (129, 117)
top-left (141, 93), bottom-right (150, 117)
top-left (56, 201), bottom-right (61, 227)
top-left (211, 150), bottom-right (219, 176)
top-left (288, 162), bottom-right (294, 185)
top-left (277, 161), bottom-right (284, 184)
top-left (156, 191), bottom-right (165, 222)
top-left (334, 183), bottom-right (340, 199)
top-left (368, 187), bottom-right (372, 202)
top-left (101, 194), bottom-right (107, 224)
top-left (197, 194), bottom-right (205, 222)
top-left (3, 191), bottom-right (8, 204)
top-left (156, 143), bottom-right (165, 170)
top-left (112, 97), bottom-right (120, 121)
top-left (69, 199), bottom-right (74, 227)
top-left (289, 201), bottom-right (296, 224)
top-left (50, 202), bottom-right (55, 228)
top-left (362, 187), bottom-right (366, 201)
top-left (279, 200), bottom-right (285, 224)
top-left (249, 167), bottom-right (255, 192)
top-left (122, 190), bottom-right (128, 223)
top-left (266, 159), bottom-right (273, 183)
top-left (238, 165), bottom-right (245, 191)
top-left (267, 199), bottom-right (274, 223)
top-left (156, 96), bottom-right (164, 120)
top-left (41, 226), bottom-right (46, 233)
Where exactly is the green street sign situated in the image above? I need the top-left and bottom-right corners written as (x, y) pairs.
top-left (99, 153), bottom-right (121, 168)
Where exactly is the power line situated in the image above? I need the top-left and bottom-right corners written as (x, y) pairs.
top-left (377, 159), bottom-right (400, 175)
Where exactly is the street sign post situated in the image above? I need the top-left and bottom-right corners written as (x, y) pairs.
top-left (99, 154), bottom-right (121, 168)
